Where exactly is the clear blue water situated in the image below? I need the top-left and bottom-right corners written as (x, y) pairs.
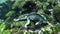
top-left (0, 0), bottom-right (7, 4)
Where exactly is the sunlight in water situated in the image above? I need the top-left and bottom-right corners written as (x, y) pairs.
top-left (0, 0), bottom-right (7, 4)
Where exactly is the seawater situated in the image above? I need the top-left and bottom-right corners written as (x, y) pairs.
top-left (0, 0), bottom-right (7, 4)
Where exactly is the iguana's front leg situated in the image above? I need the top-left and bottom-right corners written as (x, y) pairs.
top-left (35, 22), bottom-right (40, 25)
top-left (35, 21), bottom-right (42, 25)
top-left (24, 18), bottom-right (30, 28)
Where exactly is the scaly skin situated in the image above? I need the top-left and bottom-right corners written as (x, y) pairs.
top-left (14, 14), bottom-right (48, 28)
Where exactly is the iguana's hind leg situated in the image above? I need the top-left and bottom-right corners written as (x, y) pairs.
top-left (24, 18), bottom-right (30, 28)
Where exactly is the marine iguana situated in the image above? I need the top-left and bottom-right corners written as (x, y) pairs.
top-left (14, 14), bottom-right (49, 28)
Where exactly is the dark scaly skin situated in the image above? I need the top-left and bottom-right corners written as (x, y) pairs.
top-left (14, 14), bottom-right (48, 28)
